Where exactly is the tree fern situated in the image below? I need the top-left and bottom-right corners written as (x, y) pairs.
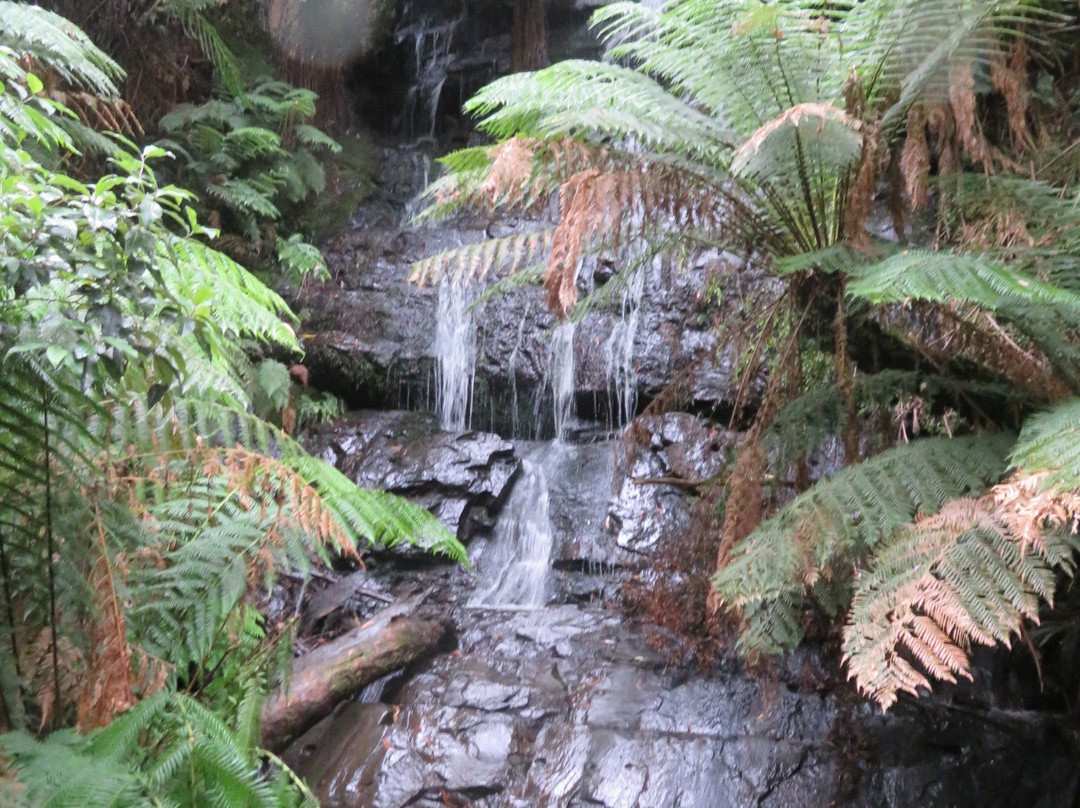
top-left (713, 434), bottom-right (1013, 655)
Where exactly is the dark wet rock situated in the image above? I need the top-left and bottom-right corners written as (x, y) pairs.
top-left (607, 413), bottom-right (738, 554)
top-left (305, 410), bottom-right (518, 540)
top-left (299, 158), bottom-right (777, 438)
top-left (286, 598), bottom-right (1080, 808)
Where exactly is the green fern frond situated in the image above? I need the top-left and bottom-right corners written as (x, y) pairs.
top-left (714, 433), bottom-right (1013, 655)
top-left (1011, 398), bottom-right (1080, 489)
top-left (847, 249), bottom-right (1080, 311)
top-left (843, 494), bottom-right (1077, 709)
top-left (0, 2), bottom-right (123, 98)
top-left (410, 229), bottom-right (555, 286)
top-left (177, 11), bottom-right (244, 96)
top-left (466, 60), bottom-right (733, 161)
top-left (293, 124), bottom-right (341, 153)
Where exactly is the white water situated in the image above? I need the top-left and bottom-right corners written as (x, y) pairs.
top-left (534, 320), bottom-right (576, 441)
top-left (603, 270), bottom-right (645, 429)
top-left (470, 443), bottom-right (563, 609)
top-left (434, 280), bottom-right (476, 431)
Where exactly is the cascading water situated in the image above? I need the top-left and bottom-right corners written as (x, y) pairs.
top-left (603, 269), bottom-right (645, 429)
top-left (506, 299), bottom-right (532, 439)
top-left (434, 279), bottom-right (476, 431)
top-left (397, 13), bottom-right (458, 141)
top-left (469, 443), bottom-right (563, 609)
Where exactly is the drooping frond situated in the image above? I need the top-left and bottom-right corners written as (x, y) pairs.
top-left (410, 229), bottom-right (555, 287)
top-left (0, 2), bottom-right (123, 97)
top-left (713, 433), bottom-right (1013, 655)
top-left (874, 300), bottom-right (1072, 402)
top-left (847, 249), bottom-right (1080, 311)
top-left (844, 476), bottom-right (1080, 710)
top-left (731, 102), bottom-right (864, 183)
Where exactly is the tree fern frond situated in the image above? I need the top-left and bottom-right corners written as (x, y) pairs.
top-left (177, 11), bottom-right (244, 96)
top-left (714, 433), bottom-right (1013, 655)
top-left (731, 102), bottom-right (864, 183)
top-left (1011, 398), bottom-right (1080, 490)
top-left (410, 229), bottom-right (555, 286)
top-left (466, 60), bottom-right (734, 161)
top-left (843, 480), bottom-right (1079, 709)
top-left (847, 249), bottom-right (1080, 310)
top-left (0, 2), bottom-right (123, 98)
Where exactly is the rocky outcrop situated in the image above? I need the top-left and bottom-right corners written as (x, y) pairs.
top-left (301, 201), bottom-right (774, 438)
top-left (306, 410), bottom-right (518, 541)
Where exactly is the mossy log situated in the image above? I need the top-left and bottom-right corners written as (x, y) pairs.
top-left (261, 603), bottom-right (448, 750)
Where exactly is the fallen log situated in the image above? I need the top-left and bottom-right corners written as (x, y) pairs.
top-left (261, 601), bottom-right (448, 750)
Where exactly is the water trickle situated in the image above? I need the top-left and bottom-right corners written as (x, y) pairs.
top-left (603, 269), bottom-right (645, 429)
top-left (470, 444), bottom-right (563, 609)
top-left (506, 299), bottom-right (532, 439)
top-left (536, 321), bottom-right (576, 441)
top-left (434, 280), bottom-right (476, 431)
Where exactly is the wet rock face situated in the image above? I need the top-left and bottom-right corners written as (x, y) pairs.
top-left (302, 201), bottom-right (774, 438)
top-left (284, 603), bottom-right (1079, 808)
top-left (607, 412), bottom-right (737, 554)
top-left (306, 410), bottom-right (518, 540)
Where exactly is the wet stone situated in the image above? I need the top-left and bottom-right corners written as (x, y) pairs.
top-left (304, 410), bottom-right (518, 541)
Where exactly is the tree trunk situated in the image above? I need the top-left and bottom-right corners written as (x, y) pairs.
top-left (261, 603), bottom-right (449, 751)
top-left (511, 0), bottom-right (548, 72)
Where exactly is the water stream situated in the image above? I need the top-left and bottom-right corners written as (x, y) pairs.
top-left (434, 279), bottom-right (477, 431)
top-left (603, 269), bottom-right (645, 429)
top-left (469, 442), bottom-right (563, 609)
top-left (536, 320), bottom-right (576, 441)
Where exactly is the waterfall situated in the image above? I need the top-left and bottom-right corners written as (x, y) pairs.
top-left (470, 444), bottom-right (562, 609)
top-left (603, 269), bottom-right (645, 429)
top-left (397, 13), bottom-right (457, 141)
top-left (507, 299), bottom-right (531, 439)
top-left (434, 280), bottom-right (476, 431)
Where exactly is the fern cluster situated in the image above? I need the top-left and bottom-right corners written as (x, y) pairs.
top-left (157, 79), bottom-right (341, 275)
top-left (0, 6), bottom-right (462, 805)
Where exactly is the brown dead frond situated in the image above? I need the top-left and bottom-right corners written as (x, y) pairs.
top-left (23, 630), bottom-right (83, 730)
top-left (77, 538), bottom-right (134, 731)
top-left (949, 61), bottom-right (985, 165)
top-left (50, 91), bottom-right (143, 137)
top-left (993, 472), bottom-right (1080, 554)
top-left (991, 40), bottom-right (1034, 153)
top-left (843, 124), bottom-right (884, 248)
top-left (876, 300), bottom-right (1071, 403)
top-left (480, 138), bottom-right (537, 210)
top-left (900, 106), bottom-right (931, 209)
